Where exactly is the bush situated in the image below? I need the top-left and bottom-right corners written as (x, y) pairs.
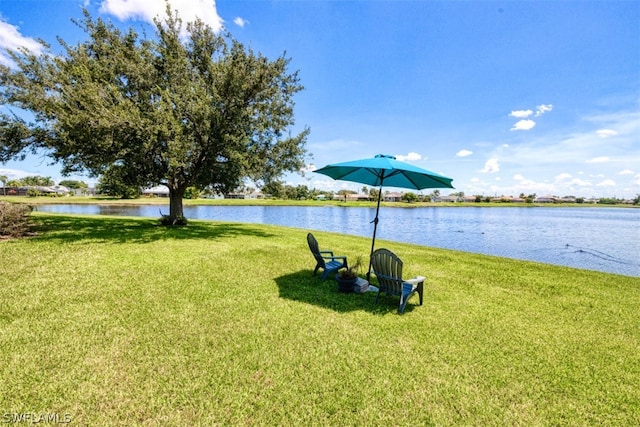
top-left (401, 192), bottom-right (417, 203)
top-left (184, 187), bottom-right (200, 199)
top-left (0, 202), bottom-right (33, 238)
top-left (598, 198), bottom-right (619, 205)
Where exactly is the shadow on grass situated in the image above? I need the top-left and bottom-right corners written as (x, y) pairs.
top-left (31, 214), bottom-right (276, 244)
top-left (275, 270), bottom-right (419, 315)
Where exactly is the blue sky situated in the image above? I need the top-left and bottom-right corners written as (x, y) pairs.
top-left (0, 0), bottom-right (638, 198)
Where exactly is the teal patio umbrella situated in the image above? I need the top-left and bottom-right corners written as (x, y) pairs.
top-left (314, 154), bottom-right (454, 281)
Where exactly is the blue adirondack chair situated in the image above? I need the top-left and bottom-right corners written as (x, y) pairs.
top-left (307, 233), bottom-right (348, 281)
top-left (370, 248), bottom-right (424, 314)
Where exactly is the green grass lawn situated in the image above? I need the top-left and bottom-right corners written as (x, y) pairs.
top-left (1, 213), bottom-right (639, 425)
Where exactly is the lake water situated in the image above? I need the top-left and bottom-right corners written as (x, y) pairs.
top-left (34, 204), bottom-right (640, 277)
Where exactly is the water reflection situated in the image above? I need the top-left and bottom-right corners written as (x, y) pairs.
top-left (34, 204), bottom-right (640, 277)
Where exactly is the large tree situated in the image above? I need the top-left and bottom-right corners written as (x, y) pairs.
top-left (0, 6), bottom-right (308, 222)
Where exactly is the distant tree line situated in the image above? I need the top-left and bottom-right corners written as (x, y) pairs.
top-left (0, 175), bottom-right (89, 189)
top-left (0, 175), bottom-right (91, 197)
top-left (2, 175), bottom-right (637, 206)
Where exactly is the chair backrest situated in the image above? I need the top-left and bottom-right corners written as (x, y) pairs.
top-left (370, 248), bottom-right (404, 297)
top-left (307, 233), bottom-right (325, 267)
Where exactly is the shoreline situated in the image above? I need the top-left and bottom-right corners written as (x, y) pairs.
top-left (2, 195), bottom-right (638, 209)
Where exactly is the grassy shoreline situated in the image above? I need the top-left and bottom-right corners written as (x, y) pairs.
top-left (1, 213), bottom-right (639, 425)
top-left (1, 195), bottom-right (637, 209)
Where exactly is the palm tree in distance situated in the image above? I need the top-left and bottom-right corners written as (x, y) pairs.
top-left (0, 175), bottom-right (7, 196)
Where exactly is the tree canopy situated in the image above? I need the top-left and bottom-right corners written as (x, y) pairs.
top-left (0, 5), bottom-right (308, 222)
top-left (9, 176), bottom-right (55, 186)
top-left (58, 180), bottom-right (88, 189)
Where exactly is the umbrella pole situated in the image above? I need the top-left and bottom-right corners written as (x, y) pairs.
top-left (366, 184), bottom-right (383, 282)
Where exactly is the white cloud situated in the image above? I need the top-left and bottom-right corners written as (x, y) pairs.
top-left (510, 119), bottom-right (536, 131)
top-left (300, 163), bottom-right (316, 173)
top-left (511, 175), bottom-right (538, 187)
top-left (509, 109), bottom-right (533, 118)
top-left (511, 175), bottom-right (541, 188)
top-left (520, 179), bottom-right (537, 186)
top-left (555, 173), bottom-right (592, 188)
top-left (0, 168), bottom-right (32, 179)
top-left (99, 0), bottom-right (223, 35)
top-left (481, 158), bottom-right (500, 173)
top-left (634, 174), bottom-right (640, 186)
top-left (596, 179), bottom-right (616, 187)
top-left (570, 179), bottom-right (592, 187)
top-left (455, 149), bottom-right (473, 157)
top-left (535, 104), bottom-right (553, 117)
top-left (596, 129), bottom-right (618, 138)
top-left (395, 152), bottom-right (422, 162)
top-left (233, 17), bottom-right (249, 28)
top-left (586, 156), bottom-right (610, 164)
top-left (619, 169), bottom-right (634, 175)
top-left (0, 19), bottom-right (45, 66)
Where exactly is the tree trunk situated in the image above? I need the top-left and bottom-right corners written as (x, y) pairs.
top-left (168, 186), bottom-right (186, 223)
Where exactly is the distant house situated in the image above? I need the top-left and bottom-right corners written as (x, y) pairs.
top-left (534, 195), bottom-right (556, 203)
top-left (43, 185), bottom-right (70, 195)
top-left (142, 186), bottom-right (170, 197)
top-left (224, 192), bottom-right (264, 199)
top-left (3, 187), bottom-right (26, 196)
top-left (332, 193), bottom-right (370, 201)
top-left (345, 193), bottom-right (369, 201)
top-left (203, 193), bottom-right (224, 200)
top-left (0, 185), bottom-right (69, 196)
top-left (440, 195), bottom-right (461, 203)
top-left (70, 187), bottom-right (97, 196)
top-left (383, 192), bottom-right (402, 202)
top-left (491, 196), bottom-right (522, 203)
top-left (225, 192), bottom-right (245, 199)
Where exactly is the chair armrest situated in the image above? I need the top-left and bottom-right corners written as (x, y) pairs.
top-left (319, 251), bottom-right (346, 263)
top-left (404, 276), bottom-right (425, 285)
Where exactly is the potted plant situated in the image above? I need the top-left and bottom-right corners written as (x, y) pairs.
top-left (336, 256), bottom-right (362, 293)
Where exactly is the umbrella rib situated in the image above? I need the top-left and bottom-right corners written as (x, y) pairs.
top-left (346, 167), bottom-right (384, 182)
top-left (391, 169), bottom-right (452, 190)
top-left (382, 169), bottom-right (418, 188)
